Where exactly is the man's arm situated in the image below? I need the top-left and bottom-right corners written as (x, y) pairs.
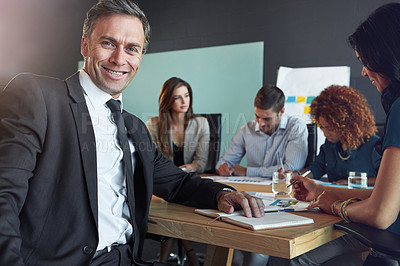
top-left (146, 123), bottom-right (264, 215)
top-left (215, 126), bottom-right (247, 175)
top-left (0, 74), bottom-right (46, 265)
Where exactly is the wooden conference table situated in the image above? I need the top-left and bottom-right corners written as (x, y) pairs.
top-left (147, 178), bottom-right (344, 266)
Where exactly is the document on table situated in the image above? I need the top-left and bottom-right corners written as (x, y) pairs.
top-left (246, 192), bottom-right (311, 212)
top-left (201, 175), bottom-right (272, 185)
top-left (194, 208), bottom-right (314, 230)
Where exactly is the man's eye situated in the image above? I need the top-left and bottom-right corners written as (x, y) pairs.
top-left (127, 47), bottom-right (139, 54)
top-left (102, 41), bottom-right (114, 48)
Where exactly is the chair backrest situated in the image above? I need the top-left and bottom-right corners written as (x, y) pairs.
top-left (199, 113), bottom-right (222, 174)
top-left (335, 221), bottom-right (400, 263)
top-left (305, 123), bottom-right (317, 167)
top-left (375, 122), bottom-right (385, 138)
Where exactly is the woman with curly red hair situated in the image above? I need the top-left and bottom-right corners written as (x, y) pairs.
top-left (302, 85), bottom-right (381, 185)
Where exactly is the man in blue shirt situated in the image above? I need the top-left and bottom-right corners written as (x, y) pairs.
top-left (216, 84), bottom-right (308, 177)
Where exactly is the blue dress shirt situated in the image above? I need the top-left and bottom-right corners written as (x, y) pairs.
top-left (216, 114), bottom-right (308, 177)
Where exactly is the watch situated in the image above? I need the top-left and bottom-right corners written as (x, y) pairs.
top-left (221, 188), bottom-right (235, 193)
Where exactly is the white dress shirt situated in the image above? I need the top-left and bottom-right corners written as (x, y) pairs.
top-left (79, 70), bottom-right (134, 251)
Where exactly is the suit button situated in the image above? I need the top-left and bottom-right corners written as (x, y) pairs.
top-left (83, 245), bottom-right (94, 255)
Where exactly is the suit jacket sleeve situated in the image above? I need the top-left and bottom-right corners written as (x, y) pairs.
top-left (0, 74), bottom-right (47, 265)
top-left (140, 119), bottom-right (227, 208)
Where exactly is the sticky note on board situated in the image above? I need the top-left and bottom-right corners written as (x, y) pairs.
top-left (304, 106), bottom-right (311, 114)
top-left (286, 96), bottom-right (296, 103)
top-left (307, 96), bottom-right (316, 104)
top-left (296, 96), bottom-right (306, 103)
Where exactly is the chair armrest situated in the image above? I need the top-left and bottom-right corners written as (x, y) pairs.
top-left (334, 221), bottom-right (400, 259)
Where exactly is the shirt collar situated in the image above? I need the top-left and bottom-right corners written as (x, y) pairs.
top-left (79, 70), bottom-right (123, 110)
top-left (255, 113), bottom-right (288, 133)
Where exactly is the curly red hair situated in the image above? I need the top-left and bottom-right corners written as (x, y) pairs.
top-left (310, 85), bottom-right (377, 150)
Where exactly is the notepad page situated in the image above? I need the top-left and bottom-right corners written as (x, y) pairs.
top-left (222, 212), bottom-right (314, 230)
top-left (194, 208), bottom-right (243, 218)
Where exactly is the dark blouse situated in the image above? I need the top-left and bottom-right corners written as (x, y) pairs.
top-left (308, 136), bottom-right (381, 182)
top-left (380, 83), bottom-right (400, 235)
top-left (172, 142), bottom-right (184, 167)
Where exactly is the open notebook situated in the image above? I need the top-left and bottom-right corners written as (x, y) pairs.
top-left (195, 194), bottom-right (314, 230)
top-left (194, 209), bottom-right (314, 230)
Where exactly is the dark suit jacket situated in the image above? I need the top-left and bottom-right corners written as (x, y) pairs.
top-left (0, 72), bottom-right (228, 266)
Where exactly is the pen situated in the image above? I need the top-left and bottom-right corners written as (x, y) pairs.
top-left (287, 170), bottom-right (311, 187)
top-left (279, 208), bottom-right (295, 212)
top-left (264, 208), bottom-right (296, 213)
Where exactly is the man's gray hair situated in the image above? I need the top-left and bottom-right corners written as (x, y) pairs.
top-left (83, 0), bottom-right (151, 54)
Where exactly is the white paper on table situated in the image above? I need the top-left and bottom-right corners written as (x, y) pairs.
top-left (201, 175), bottom-right (272, 185)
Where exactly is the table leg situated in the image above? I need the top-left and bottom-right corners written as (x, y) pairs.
top-left (204, 245), bottom-right (234, 266)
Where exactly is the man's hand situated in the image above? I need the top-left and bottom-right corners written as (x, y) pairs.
top-left (217, 163), bottom-right (233, 176)
top-left (216, 190), bottom-right (265, 218)
top-left (232, 165), bottom-right (247, 176)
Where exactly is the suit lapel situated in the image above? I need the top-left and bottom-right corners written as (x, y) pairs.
top-left (123, 112), bottom-right (151, 220)
top-left (65, 73), bottom-right (99, 227)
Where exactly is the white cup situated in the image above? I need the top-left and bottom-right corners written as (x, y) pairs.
top-left (272, 171), bottom-right (292, 196)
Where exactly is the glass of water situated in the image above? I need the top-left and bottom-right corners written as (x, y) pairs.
top-left (272, 171), bottom-right (292, 196)
top-left (348, 171), bottom-right (367, 189)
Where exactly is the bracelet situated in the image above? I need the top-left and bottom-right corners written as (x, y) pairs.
top-left (338, 198), bottom-right (361, 223)
top-left (330, 200), bottom-right (343, 216)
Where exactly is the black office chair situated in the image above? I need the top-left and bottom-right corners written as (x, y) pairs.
top-left (335, 221), bottom-right (400, 265)
top-left (199, 113), bottom-right (222, 174)
top-left (305, 123), bottom-right (317, 167)
top-left (375, 122), bottom-right (385, 138)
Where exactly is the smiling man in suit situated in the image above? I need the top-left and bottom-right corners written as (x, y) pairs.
top-left (0, 0), bottom-right (264, 265)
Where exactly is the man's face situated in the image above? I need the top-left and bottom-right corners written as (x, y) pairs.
top-left (81, 14), bottom-right (145, 98)
top-left (255, 107), bottom-right (284, 135)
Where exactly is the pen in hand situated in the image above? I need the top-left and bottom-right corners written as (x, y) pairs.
top-left (287, 170), bottom-right (311, 187)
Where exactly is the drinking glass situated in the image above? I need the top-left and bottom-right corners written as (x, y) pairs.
top-left (272, 171), bottom-right (292, 196)
top-left (348, 172), bottom-right (367, 189)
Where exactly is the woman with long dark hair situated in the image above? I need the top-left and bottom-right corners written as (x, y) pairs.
top-left (270, 3), bottom-right (400, 265)
top-left (147, 77), bottom-right (210, 265)
top-left (147, 77), bottom-right (209, 173)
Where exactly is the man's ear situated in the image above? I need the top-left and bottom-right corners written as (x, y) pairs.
top-left (280, 107), bottom-right (285, 115)
top-left (81, 35), bottom-right (88, 57)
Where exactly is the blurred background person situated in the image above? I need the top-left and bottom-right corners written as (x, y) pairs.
top-left (147, 77), bottom-right (209, 174)
top-left (296, 85), bottom-right (381, 186)
top-left (147, 77), bottom-right (210, 266)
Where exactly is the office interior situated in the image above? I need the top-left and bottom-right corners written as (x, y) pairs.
top-left (1, 0), bottom-right (397, 264)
